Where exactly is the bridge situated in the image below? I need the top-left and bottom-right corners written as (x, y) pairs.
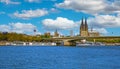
top-left (42, 36), bottom-right (120, 46)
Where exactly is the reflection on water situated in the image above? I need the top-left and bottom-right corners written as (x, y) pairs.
top-left (0, 46), bottom-right (120, 69)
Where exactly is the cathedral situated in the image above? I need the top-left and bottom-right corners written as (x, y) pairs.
top-left (80, 18), bottom-right (89, 37)
top-left (80, 18), bottom-right (100, 37)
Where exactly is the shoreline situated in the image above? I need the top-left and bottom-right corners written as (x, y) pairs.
top-left (0, 41), bottom-right (120, 46)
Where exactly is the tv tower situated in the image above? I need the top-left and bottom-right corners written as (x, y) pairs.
top-left (33, 28), bottom-right (36, 36)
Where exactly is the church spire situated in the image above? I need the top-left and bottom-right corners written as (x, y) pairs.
top-left (85, 17), bottom-right (88, 31)
top-left (80, 17), bottom-right (84, 29)
top-left (80, 17), bottom-right (84, 35)
top-left (54, 29), bottom-right (59, 37)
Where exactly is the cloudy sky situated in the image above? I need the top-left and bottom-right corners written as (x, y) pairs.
top-left (0, 0), bottom-right (120, 36)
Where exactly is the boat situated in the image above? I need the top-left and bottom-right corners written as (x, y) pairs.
top-left (76, 39), bottom-right (105, 46)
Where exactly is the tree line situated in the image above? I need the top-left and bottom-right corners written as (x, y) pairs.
top-left (0, 32), bottom-right (51, 42)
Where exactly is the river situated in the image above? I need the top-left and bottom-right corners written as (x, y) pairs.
top-left (0, 46), bottom-right (120, 69)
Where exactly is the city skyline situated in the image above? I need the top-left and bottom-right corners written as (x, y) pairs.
top-left (0, 0), bottom-right (120, 36)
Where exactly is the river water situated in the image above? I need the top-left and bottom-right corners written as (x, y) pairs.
top-left (0, 46), bottom-right (120, 69)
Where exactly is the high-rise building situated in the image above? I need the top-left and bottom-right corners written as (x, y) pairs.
top-left (80, 18), bottom-right (89, 37)
top-left (70, 30), bottom-right (73, 37)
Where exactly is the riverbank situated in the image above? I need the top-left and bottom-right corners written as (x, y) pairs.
top-left (0, 41), bottom-right (7, 46)
top-left (105, 43), bottom-right (120, 46)
top-left (0, 41), bottom-right (120, 46)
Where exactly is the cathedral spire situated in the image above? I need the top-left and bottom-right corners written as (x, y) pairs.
top-left (54, 29), bottom-right (59, 37)
top-left (80, 17), bottom-right (84, 29)
top-left (85, 17), bottom-right (88, 31)
top-left (80, 17), bottom-right (84, 35)
top-left (81, 17), bottom-right (84, 25)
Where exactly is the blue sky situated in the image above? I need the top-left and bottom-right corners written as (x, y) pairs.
top-left (0, 0), bottom-right (120, 36)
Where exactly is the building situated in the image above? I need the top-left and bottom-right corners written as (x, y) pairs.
top-left (80, 18), bottom-right (89, 37)
top-left (70, 30), bottom-right (73, 37)
top-left (44, 32), bottom-right (51, 37)
top-left (80, 18), bottom-right (100, 37)
top-left (89, 31), bottom-right (100, 37)
top-left (54, 29), bottom-right (59, 37)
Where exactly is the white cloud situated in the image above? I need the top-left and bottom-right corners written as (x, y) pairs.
top-left (42, 17), bottom-right (77, 30)
top-left (0, 25), bottom-right (11, 32)
top-left (25, 0), bottom-right (40, 3)
top-left (13, 9), bottom-right (48, 19)
top-left (10, 22), bottom-right (36, 33)
top-left (0, 0), bottom-right (20, 5)
top-left (88, 14), bottom-right (120, 28)
top-left (0, 22), bottom-right (36, 34)
top-left (55, 0), bottom-right (120, 15)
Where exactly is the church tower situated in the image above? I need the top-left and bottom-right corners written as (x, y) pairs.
top-left (80, 18), bottom-right (84, 35)
top-left (85, 18), bottom-right (88, 31)
top-left (80, 18), bottom-right (89, 37)
top-left (54, 29), bottom-right (59, 37)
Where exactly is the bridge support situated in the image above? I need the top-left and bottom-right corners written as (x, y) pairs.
top-left (63, 40), bottom-right (75, 46)
top-left (63, 40), bottom-right (71, 46)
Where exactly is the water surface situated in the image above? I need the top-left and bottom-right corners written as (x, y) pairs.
top-left (0, 46), bottom-right (120, 69)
